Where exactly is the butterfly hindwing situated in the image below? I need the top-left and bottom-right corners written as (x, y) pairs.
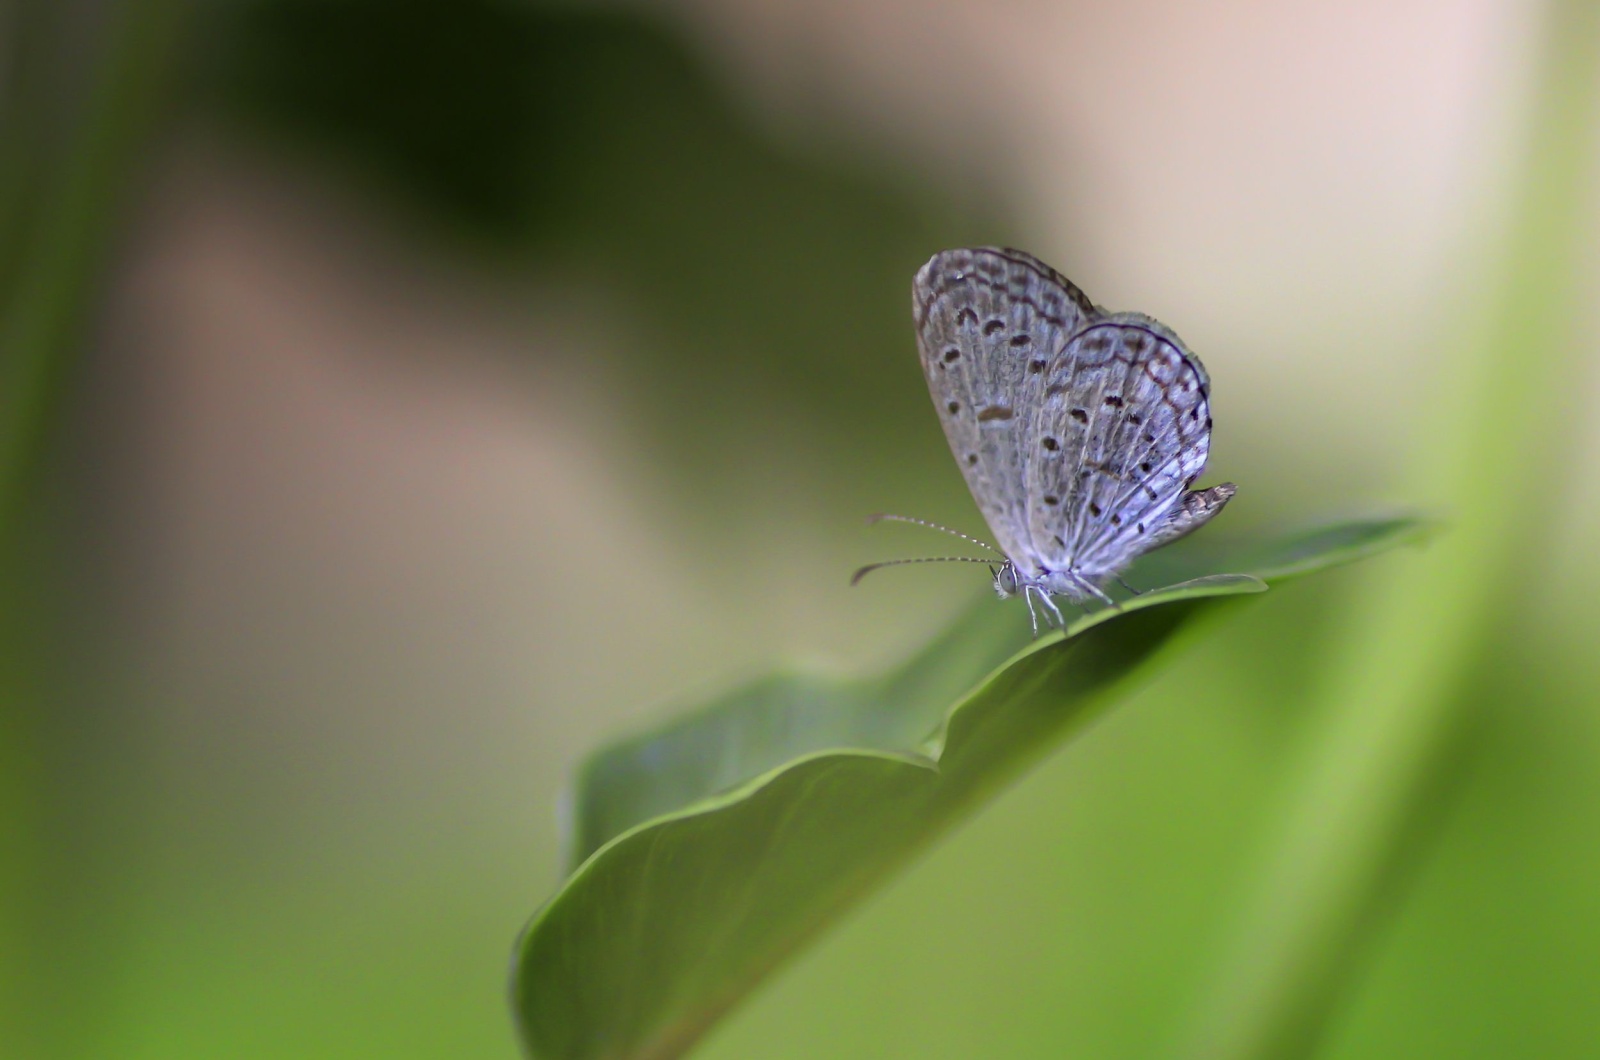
top-left (1027, 314), bottom-right (1214, 579)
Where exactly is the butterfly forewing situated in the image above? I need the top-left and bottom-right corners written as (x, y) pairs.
top-left (913, 248), bottom-right (1095, 564)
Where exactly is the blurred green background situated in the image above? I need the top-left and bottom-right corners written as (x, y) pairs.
top-left (2, 0), bottom-right (1598, 1057)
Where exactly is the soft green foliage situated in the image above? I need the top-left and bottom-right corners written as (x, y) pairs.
top-left (513, 518), bottom-right (1422, 1060)
top-left (5, 1), bottom-right (1595, 1057)
top-left (1181, 5), bottom-right (1600, 1057)
top-left (1, 4), bottom-right (192, 1053)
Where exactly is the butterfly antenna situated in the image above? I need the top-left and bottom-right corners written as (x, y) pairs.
top-left (866, 513), bottom-right (1003, 556)
top-left (850, 556), bottom-right (996, 587)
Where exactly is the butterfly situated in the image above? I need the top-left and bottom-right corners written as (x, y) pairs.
top-left (855, 247), bottom-right (1236, 634)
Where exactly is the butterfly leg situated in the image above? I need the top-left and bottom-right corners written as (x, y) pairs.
top-left (1038, 592), bottom-right (1066, 629)
top-left (1072, 572), bottom-right (1120, 612)
top-left (1115, 575), bottom-right (1143, 597)
top-left (1024, 586), bottom-right (1049, 634)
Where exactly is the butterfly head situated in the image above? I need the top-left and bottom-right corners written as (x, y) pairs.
top-left (991, 560), bottom-right (1021, 599)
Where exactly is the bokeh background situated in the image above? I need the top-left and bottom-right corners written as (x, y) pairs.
top-left (3, 0), bottom-right (1598, 1057)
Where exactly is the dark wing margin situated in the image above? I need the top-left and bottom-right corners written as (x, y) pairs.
top-left (1142, 483), bottom-right (1237, 550)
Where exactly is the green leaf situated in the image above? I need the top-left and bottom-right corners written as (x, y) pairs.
top-left (512, 517), bottom-right (1425, 1060)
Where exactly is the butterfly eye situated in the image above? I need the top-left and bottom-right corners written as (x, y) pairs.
top-left (992, 564), bottom-right (1019, 597)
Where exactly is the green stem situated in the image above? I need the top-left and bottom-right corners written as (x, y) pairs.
top-left (0, 2), bottom-right (191, 1054)
top-left (1181, 4), bottom-right (1600, 1058)
top-left (0, 0), bottom-right (191, 519)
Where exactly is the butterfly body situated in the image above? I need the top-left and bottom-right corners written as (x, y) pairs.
top-left (910, 247), bottom-right (1236, 627)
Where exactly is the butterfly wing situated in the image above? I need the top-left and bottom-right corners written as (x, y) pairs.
top-left (912, 248), bottom-right (1096, 564)
top-left (1027, 313), bottom-right (1222, 581)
